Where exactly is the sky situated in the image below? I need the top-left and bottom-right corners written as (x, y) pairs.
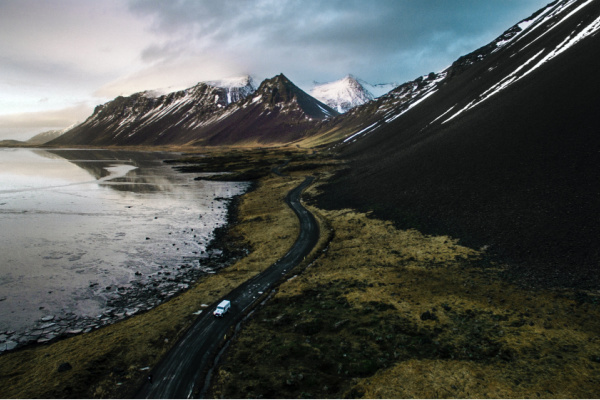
top-left (0, 0), bottom-right (551, 141)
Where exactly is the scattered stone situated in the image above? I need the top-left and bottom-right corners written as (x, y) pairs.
top-left (19, 335), bottom-right (37, 344)
top-left (41, 315), bottom-right (55, 322)
top-left (125, 308), bottom-right (139, 317)
top-left (5, 341), bottom-right (18, 351)
top-left (57, 362), bottom-right (72, 372)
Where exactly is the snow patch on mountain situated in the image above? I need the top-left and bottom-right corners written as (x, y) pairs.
top-left (204, 75), bottom-right (256, 105)
top-left (205, 75), bottom-right (255, 89)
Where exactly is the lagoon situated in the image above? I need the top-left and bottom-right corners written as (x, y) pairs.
top-left (0, 148), bottom-right (248, 347)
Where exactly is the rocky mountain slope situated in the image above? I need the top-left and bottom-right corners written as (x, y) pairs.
top-left (317, 0), bottom-right (600, 288)
top-left (49, 74), bottom-right (337, 147)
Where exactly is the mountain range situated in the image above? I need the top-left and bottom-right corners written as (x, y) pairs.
top-left (49, 74), bottom-right (339, 147)
top-left (45, 0), bottom-right (600, 288)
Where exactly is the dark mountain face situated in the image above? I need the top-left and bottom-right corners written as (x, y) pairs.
top-left (49, 74), bottom-right (337, 147)
top-left (318, 0), bottom-right (600, 289)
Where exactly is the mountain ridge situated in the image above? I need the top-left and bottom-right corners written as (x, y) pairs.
top-left (49, 74), bottom-right (338, 147)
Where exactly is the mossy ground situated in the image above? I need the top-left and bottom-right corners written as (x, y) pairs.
top-left (211, 170), bottom-right (600, 399)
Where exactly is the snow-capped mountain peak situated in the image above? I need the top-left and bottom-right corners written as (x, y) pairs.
top-left (310, 75), bottom-right (375, 113)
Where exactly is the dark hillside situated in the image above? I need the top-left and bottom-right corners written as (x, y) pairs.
top-left (318, 1), bottom-right (600, 289)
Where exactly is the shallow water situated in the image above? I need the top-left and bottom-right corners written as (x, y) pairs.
top-left (0, 148), bottom-right (249, 336)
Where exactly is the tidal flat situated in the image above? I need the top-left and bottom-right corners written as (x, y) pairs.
top-left (0, 148), bottom-right (248, 352)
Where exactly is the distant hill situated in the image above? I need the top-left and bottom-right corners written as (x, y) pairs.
top-left (26, 125), bottom-right (76, 145)
top-left (317, 0), bottom-right (600, 289)
top-left (0, 139), bottom-right (26, 147)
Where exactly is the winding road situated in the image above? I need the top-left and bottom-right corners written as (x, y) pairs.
top-left (136, 176), bottom-right (319, 399)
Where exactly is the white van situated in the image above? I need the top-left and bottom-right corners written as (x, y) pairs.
top-left (213, 300), bottom-right (231, 317)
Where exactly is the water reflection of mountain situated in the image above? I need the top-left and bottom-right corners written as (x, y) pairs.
top-left (44, 149), bottom-right (185, 193)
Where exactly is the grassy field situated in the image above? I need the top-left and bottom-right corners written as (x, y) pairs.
top-left (211, 166), bottom-right (600, 399)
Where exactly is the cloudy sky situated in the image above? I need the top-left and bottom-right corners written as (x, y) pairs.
top-left (0, 0), bottom-right (550, 140)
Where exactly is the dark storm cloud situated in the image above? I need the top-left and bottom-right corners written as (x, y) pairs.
top-left (128, 0), bottom-right (549, 84)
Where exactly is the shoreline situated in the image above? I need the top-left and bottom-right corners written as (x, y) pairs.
top-left (0, 154), bottom-right (253, 356)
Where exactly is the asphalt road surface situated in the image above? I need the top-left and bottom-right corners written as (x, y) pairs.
top-left (137, 176), bottom-right (319, 399)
